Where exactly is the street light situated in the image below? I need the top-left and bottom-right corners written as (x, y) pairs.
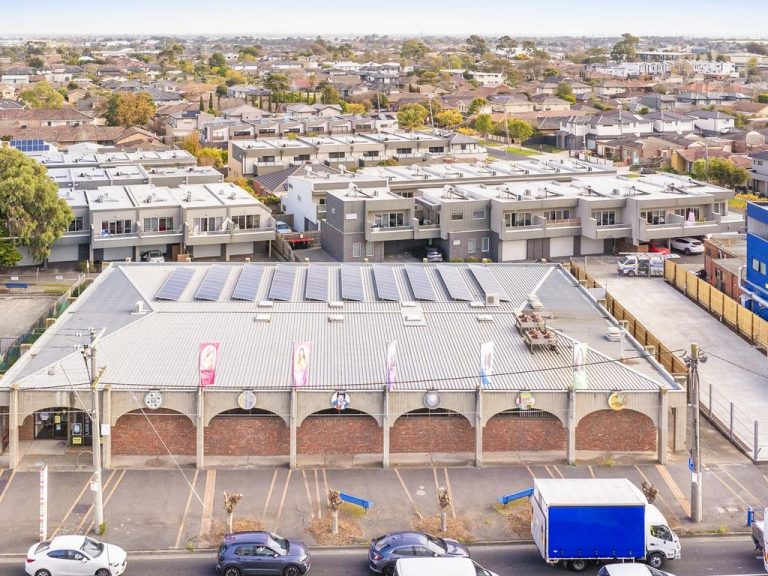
top-left (683, 343), bottom-right (707, 523)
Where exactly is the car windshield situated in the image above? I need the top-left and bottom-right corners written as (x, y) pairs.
top-left (81, 538), bottom-right (103, 558)
top-left (425, 534), bottom-right (447, 552)
top-left (268, 533), bottom-right (288, 555)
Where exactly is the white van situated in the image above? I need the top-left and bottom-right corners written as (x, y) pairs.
top-left (616, 254), bottom-right (666, 277)
top-left (394, 557), bottom-right (499, 576)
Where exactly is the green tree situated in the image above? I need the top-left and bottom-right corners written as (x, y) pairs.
top-left (611, 33), bottom-right (640, 63)
top-left (400, 39), bottom-right (428, 61)
top-left (263, 73), bottom-right (291, 93)
top-left (197, 147), bottom-right (225, 168)
top-left (435, 109), bottom-right (464, 128)
top-left (344, 102), bottom-right (366, 115)
top-left (208, 93), bottom-right (214, 112)
top-left (466, 35), bottom-right (488, 56)
top-left (496, 36), bottom-right (518, 57)
top-left (397, 103), bottom-right (429, 131)
top-left (474, 113), bottom-right (494, 138)
top-left (555, 82), bottom-right (576, 103)
top-left (505, 118), bottom-right (534, 142)
top-left (321, 85), bottom-right (341, 105)
top-left (757, 94), bottom-right (768, 104)
top-left (104, 92), bottom-right (156, 128)
top-left (26, 55), bottom-right (44, 69)
top-left (19, 81), bottom-right (64, 109)
top-left (0, 148), bottom-right (73, 265)
top-left (216, 84), bottom-right (228, 98)
top-left (468, 97), bottom-right (487, 115)
top-left (208, 52), bottom-right (227, 69)
top-left (715, 54), bottom-right (730, 63)
top-left (199, 95), bottom-right (205, 112)
top-left (691, 157), bottom-right (748, 188)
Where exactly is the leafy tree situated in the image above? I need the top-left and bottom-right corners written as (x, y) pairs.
top-left (208, 93), bottom-right (214, 112)
top-left (611, 33), bottom-right (640, 63)
top-left (197, 147), bottom-right (225, 168)
top-left (397, 103), bottom-right (429, 131)
top-left (466, 35), bottom-right (488, 56)
top-left (474, 113), bottom-right (494, 138)
top-left (400, 39), bottom-right (428, 61)
top-left (344, 102), bottom-right (366, 115)
top-left (435, 109), bottom-right (463, 128)
top-left (208, 52), bottom-right (227, 69)
top-left (757, 94), bottom-right (768, 104)
top-left (199, 95), bottom-right (205, 112)
top-left (180, 131), bottom-right (202, 157)
top-left (555, 82), bottom-right (576, 104)
top-left (216, 84), bottom-right (228, 98)
top-left (638, 107), bottom-right (650, 115)
top-left (263, 73), bottom-right (291, 93)
top-left (745, 42), bottom-right (768, 56)
top-left (691, 157), bottom-right (748, 188)
top-left (0, 148), bottom-right (73, 266)
top-left (19, 81), bottom-right (64, 109)
top-left (468, 97), bottom-right (487, 115)
top-left (26, 55), bottom-right (45, 69)
top-left (321, 85), bottom-right (341, 105)
top-left (104, 92), bottom-right (156, 127)
top-left (715, 54), bottom-right (730, 63)
top-left (521, 40), bottom-right (537, 55)
top-left (496, 36), bottom-right (518, 57)
top-left (505, 118), bottom-right (534, 142)
top-left (371, 92), bottom-right (388, 110)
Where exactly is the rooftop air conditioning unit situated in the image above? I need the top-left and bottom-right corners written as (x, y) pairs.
top-left (485, 293), bottom-right (500, 307)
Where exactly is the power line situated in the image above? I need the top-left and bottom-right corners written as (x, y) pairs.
top-left (699, 348), bottom-right (768, 382)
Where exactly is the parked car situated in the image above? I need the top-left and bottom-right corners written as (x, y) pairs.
top-left (25, 535), bottom-right (127, 576)
top-left (597, 564), bottom-right (675, 576)
top-left (275, 221), bottom-right (293, 235)
top-left (395, 557), bottom-right (498, 576)
top-left (140, 250), bottom-right (165, 263)
top-left (369, 531), bottom-right (470, 575)
top-left (412, 245), bottom-right (443, 262)
top-left (647, 241), bottom-right (670, 255)
top-left (670, 237), bottom-right (704, 255)
top-left (216, 531), bottom-right (310, 576)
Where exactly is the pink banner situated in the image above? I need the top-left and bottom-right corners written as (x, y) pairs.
top-left (199, 342), bottom-right (220, 387)
top-left (292, 342), bottom-right (312, 388)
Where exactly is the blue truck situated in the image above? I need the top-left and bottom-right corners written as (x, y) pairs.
top-left (531, 478), bottom-right (680, 572)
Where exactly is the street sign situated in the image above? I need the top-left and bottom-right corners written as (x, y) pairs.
top-left (688, 457), bottom-right (694, 471)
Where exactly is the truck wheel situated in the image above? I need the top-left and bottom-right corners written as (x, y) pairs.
top-left (570, 559), bottom-right (587, 572)
top-left (647, 552), bottom-right (664, 569)
top-left (627, 270), bottom-right (635, 277)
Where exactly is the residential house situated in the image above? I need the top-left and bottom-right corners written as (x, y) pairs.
top-left (488, 95), bottom-right (535, 114)
top-left (751, 150), bottom-right (768, 195)
top-left (644, 111), bottom-right (696, 135)
top-left (703, 234), bottom-right (746, 299)
top-left (689, 110), bottom-right (736, 135)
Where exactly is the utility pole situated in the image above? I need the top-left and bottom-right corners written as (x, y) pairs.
top-left (689, 342), bottom-right (703, 523)
top-left (83, 329), bottom-right (105, 532)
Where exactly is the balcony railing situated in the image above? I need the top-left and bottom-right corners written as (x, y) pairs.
top-left (545, 218), bottom-right (581, 228)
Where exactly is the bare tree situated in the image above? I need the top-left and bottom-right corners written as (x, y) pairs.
top-left (437, 487), bottom-right (451, 533)
top-left (223, 492), bottom-right (243, 534)
top-left (328, 490), bottom-right (343, 535)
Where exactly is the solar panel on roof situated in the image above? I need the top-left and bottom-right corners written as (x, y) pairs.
top-left (195, 265), bottom-right (231, 301)
top-left (372, 265), bottom-right (400, 301)
top-left (232, 265), bottom-right (264, 301)
top-left (404, 265), bottom-right (436, 301)
top-left (268, 265), bottom-right (296, 301)
top-left (155, 267), bottom-right (196, 301)
top-left (340, 265), bottom-right (364, 301)
top-left (437, 266), bottom-right (473, 301)
top-left (305, 266), bottom-right (329, 301)
top-left (469, 265), bottom-right (511, 301)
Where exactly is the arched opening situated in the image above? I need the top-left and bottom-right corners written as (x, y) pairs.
top-left (391, 408), bottom-right (474, 454)
top-left (576, 409), bottom-right (656, 452)
top-left (297, 408), bottom-right (382, 455)
top-left (205, 408), bottom-right (289, 456)
top-left (483, 409), bottom-right (566, 452)
top-left (112, 408), bottom-right (195, 456)
top-left (20, 407), bottom-right (93, 448)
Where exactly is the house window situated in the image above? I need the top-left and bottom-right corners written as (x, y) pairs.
top-left (295, 154), bottom-right (310, 162)
top-left (329, 152), bottom-right (346, 159)
top-left (467, 239), bottom-right (476, 253)
top-left (674, 207), bottom-right (701, 220)
top-left (545, 209), bottom-right (571, 222)
top-left (352, 242), bottom-right (362, 258)
top-left (143, 217), bottom-right (174, 232)
top-left (482, 237), bottom-right (490, 252)
top-left (428, 147), bottom-right (445, 154)
top-left (365, 242), bottom-right (374, 257)
top-left (640, 210), bottom-right (665, 225)
top-left (193, 217), bottom-right (223, 233)
top-left (396, 148), bottom-right (412, 155)
top-left (100, 219), bottom-right (132, 235)
top-left (753, 258), bottom-right (760, 272)
top-left (232, 214), bottom-right (261, 229)
top-left (451, 213), bottom-right (464, 221)
top-left (505, 212), bottom-right (532, 227)
top-left (472, 209), bottom-right (486, 220)
top-left (363, 151), bottom-right (380, 158)
top-left (319, 197), bottom-right (326, 205)
top-left (67, 217), bottom-right (84, 232)
top-left (259, 155), bottom-right (276, 163)
top-left (713, 202), bottom-right (727, 215)
top-left (374, 212), bottom-right (405, 228)
top-left (592, 210), bottom-right (616, 226)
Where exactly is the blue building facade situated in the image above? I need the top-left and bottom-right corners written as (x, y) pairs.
top-left (745, 202), bottom-right (768, 320)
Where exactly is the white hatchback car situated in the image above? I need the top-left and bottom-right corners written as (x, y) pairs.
top-left (670, 237), bottom-right (704, 255)
top-left (25, 535), bottom-right (127, 576)
top-left (597, 564), bottom-right (675, 576)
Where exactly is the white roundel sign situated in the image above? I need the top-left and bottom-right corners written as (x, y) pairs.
top-left (144, 390), bottom-right (163, 410)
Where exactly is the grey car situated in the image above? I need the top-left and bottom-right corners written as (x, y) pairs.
top-left (368, 531), bottom-right (470, 575)
top-left (216, 531), bottom-right (310, 576)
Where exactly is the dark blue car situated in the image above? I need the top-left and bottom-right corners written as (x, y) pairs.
top-left (216, 531), bottom-right (310, 576)
top-left (368, 531), bottom-right (470, 575)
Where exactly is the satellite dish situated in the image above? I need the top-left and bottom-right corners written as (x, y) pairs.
top-left (746, 131), bottom-right (766, 147)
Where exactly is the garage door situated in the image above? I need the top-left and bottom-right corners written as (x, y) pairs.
top-left (229, 242), bottom-right (254, 256)
top-left (192, 244), bottom-right (221, 258)
top-left (580, 237), bottom-right (604, 255)
top-left (501, 240), bottom-right (526, 261)
top-left (48, 244), bottom-right (78, 263)
top-left (549, 237), bottom-right (574, 258)
top-left (102, 246), bottom-right (133, 261)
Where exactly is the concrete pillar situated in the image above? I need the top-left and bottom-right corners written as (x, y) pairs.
top-left (673, 406), bottom-right (687, 452)
top-left (475, 386), bottom-right (483, 467)
top-left (658, 387), bottom-right (669, 465)
top-left (102, 385), bottom-right (112, 470)
top-left (382, 387), bottom-right (390, 469)
top-left (8, 385), bottom-right (19, 470)
top-left (289, 388), bottom-right (297, 469)
top-left (566, 389), bottom-right (577, 465)
top-left (224, 243), bottom-right (231, 262)
top-left (196, 387), bottom-right (205, 470)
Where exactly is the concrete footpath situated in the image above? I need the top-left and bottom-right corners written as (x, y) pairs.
top-left (0, 420), bottom-right (763, 555)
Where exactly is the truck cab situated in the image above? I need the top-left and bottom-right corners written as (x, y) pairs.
top-left (646, 504), bottom-right (681, 567)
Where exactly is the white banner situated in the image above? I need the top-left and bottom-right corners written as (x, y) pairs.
top-left (572, 342), bottom-right (589, 390)
top-left (480, 341), bottom-right (494, 387)
top-left (386, 340), bottom-right (397, 390)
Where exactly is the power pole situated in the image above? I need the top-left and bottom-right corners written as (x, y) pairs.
top-left (689, 342), bottom-right (703, 523)
top-left (83, 329), bottom-right (105, 532)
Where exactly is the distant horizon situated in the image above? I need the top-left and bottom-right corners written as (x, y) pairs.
top-left (1, 0), bottom-right (767, 38)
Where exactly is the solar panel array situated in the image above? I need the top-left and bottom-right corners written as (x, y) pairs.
top-left (155, 267), bottom-right (196, 301)
top-left (437, 266), bottom-right (473, 301)
top-left (372, 265), bottom-right (400, 301)
top-left (268, 265), bottom-right (296, 301)
top-left (469, 266), bottom-right (511, 301)
top-left (305, 266), bottom-right (329, 301)
top-left (404, 265), bottom-right (436, 301)
top-left (340, 265), bottom-right (364, 301)
top-left (231, 265), bottom-right (264, 301)
top-left (10, 139), bottom-right (50, 153)
top-left (195, 265), bottom-right (231, 301)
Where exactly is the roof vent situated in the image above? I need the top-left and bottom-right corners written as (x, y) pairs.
top-left (258, 301), bottom-right (274, 308)
top-left (253, 314), bottom-right (271, 323)
top-left (470, 301), bottom-right (485, 308)
top-left (328, 314), bottom-right (345, 322)
top-left (329, 301), bottom-right (344, 308)
top-left (476, 315), bottom-right (494, 322)
top-left (132, 301), bottom-right (147, 315)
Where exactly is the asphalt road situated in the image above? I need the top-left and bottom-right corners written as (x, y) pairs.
top-left (0, 537), bottom-right (762, 576)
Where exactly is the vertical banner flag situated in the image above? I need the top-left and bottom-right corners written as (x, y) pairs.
top-left (386, 340), bottom-right (397, 390)
top-left (199, 342), bottom-right (220, 387)
top-left (292, 341), bottom-right (312, 388)
top-left (480, 341), bottom-right (494, 387)
top-left (572, 342), bottom-right (589, 390)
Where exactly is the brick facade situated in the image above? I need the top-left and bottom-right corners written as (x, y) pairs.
top-left (19, 414), bottom-right (35, 441)
top-left (576, 409), bottom-right (656, 451)
top-left (205, 415), bottom-right (289, 456)
top-left (297, 414), bottom-right (382, 454)
top-left (483, 412), bottom-right (567, 451)
top-left (112, 409), bottom-right (196, 456)
top-left (391, 413), bottom-right (474, 453)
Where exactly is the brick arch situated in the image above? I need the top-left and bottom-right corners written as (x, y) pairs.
top-left (112, 408), bottom-right (196, 456)
top-left (391, 409), bottom-right (474, 454)
top-left (576, 409), bottom-right (656, 452)
top-left (298, 409), bottom-right (382, 455)
top-left (206, 408), bottom-right (289, 456)
top-left (483, 409), bottom-right (566, 452)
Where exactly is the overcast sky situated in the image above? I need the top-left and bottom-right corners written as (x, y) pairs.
top-left (1, 0), bottom-right (766, 37)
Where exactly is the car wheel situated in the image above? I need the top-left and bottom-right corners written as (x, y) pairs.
top-left (569, 559), bottom-right (587, 572)
top-left (647, 552), bottom-right (664, 569)
top-left (382, 565), bottom-right (396, 576)
top-left (95, 570), bottom-right (111, 576)
top-left (283, 566), bottom-right (301, 576)
top-left (35, 570), bottom-right (52, 576)
top-left (627, 270), bottom-right (635, 277)
top-left (224, 567), bottom-right (241, 576)
top-left (684, 248), bottom-right (691, 255)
